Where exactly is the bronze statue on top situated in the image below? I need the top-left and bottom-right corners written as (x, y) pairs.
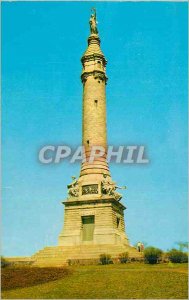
top-left (90, 8), bottom-right (98, 34)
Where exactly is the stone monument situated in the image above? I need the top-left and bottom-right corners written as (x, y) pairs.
top-left (32, 10), bottom-right (141, 266)
top-left (59, 8), bottom-right (129, 247)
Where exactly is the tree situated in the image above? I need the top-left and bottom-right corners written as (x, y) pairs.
top-left (175, 242), bottom-right (188, 252)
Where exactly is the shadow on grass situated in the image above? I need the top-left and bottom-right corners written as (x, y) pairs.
top-left (2, 267), bottom-right (72, 290)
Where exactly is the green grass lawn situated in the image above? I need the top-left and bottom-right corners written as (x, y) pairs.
top-left (2, 263), bottom-right (188, 299)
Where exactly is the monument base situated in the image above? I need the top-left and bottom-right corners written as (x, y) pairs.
top-left (59, 197), bottom-right (129, 247)
top-left (32, 244), bottom-right (143, 266)
top-left (31, 197), bottom-right (143, 267)
top-left (29, 194), bottom-right (145, 267)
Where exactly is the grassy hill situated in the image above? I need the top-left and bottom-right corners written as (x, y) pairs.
top-left (2, 263), bottom-right (188, 299)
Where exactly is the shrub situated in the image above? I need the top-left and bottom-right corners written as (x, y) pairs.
top-left (1, 257), bottom-right (10, 268)
top-left (168, 249), bottom-right (188, 263)
top-left (181, 253), bottom-right (188, 263)
top-left (99, 253), bottom-right (112, 265)
top-left (144, 247), bottom-right (162, 264)
top-left (119, 252), bottom-right (129, 263)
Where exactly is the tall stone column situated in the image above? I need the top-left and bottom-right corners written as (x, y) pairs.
top-left (80, 33), bottom-right (111, 182)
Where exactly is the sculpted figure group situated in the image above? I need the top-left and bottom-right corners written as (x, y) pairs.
top-left (101, 174), bottom-right (126, 201)
top-left (67, 174), bottom-right (126, 201)
top-left (67, 176), bottom-right (79, 198)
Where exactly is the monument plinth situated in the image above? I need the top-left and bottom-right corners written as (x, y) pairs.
top-left (32, 10), bottom-right (141, 266)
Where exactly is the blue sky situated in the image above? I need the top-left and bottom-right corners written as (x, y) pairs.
top-left (2, 1), bottom-right (188, 256)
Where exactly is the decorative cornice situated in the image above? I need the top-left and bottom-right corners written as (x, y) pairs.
top-left (62, 198), bottom-right (126, 210)
top-left (81, 70), bottom-right (108, 84)
top-left (88, 34), bottom-right (101, 45)
top-left (81, 53), bottom-right (107, 65)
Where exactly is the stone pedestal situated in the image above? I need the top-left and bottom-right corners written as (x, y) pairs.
top-left (59, 197), bottom-right (129, 247)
